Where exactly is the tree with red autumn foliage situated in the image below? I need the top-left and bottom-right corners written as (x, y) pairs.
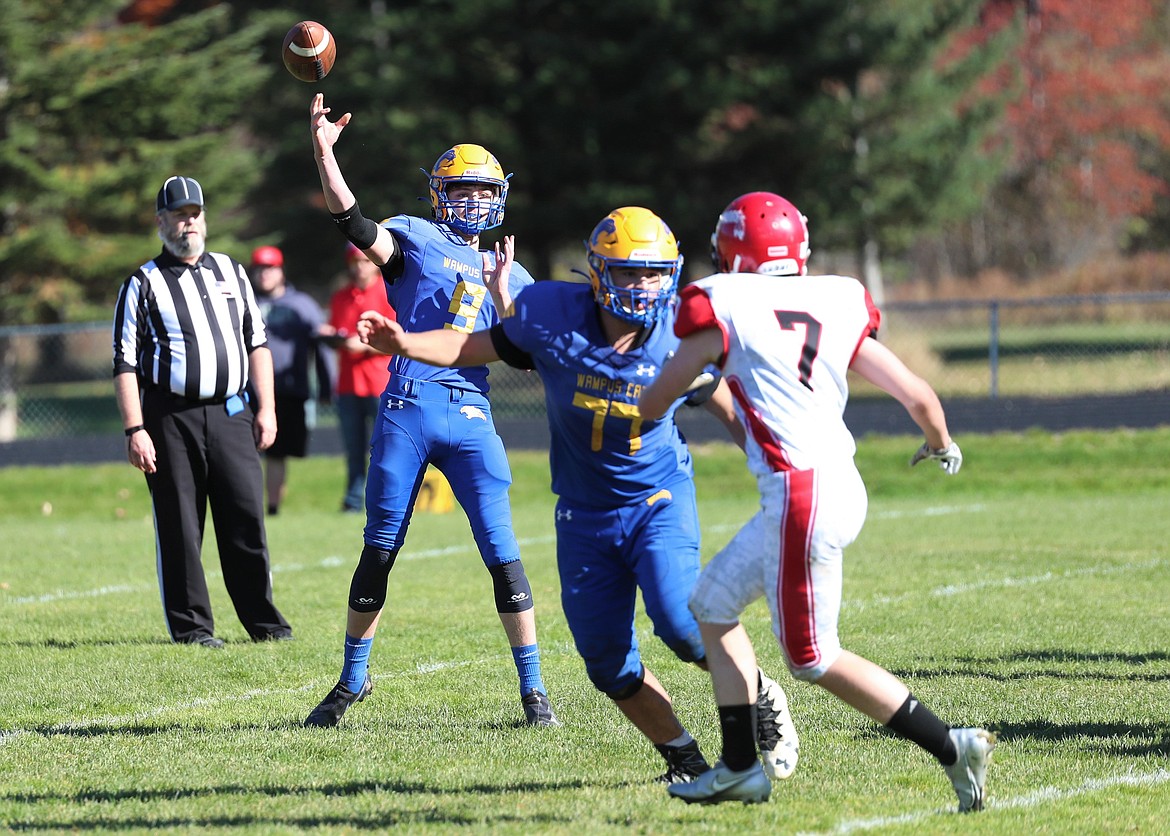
top-left (939, 0), bottom-right (1170, 277)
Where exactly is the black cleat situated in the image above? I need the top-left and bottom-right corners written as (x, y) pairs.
top-left (521, 688), bottom-right (560, 727)
top-left (254, 629), bottom-right (294, 642)
top-left (655, 739), bottom-right (711, 784)
top-left (304, 674), bottom-right (373, 727)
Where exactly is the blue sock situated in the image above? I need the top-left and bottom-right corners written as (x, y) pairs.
top-left (511, 643), bottom-right (545, 697)
top-left (340, 634), bottom-right (373, 692)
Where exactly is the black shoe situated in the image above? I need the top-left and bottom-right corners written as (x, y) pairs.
top-left (521, 688), bottom-right (560, 727)
top-left (189, 635), bottom-right (224, 649)
top-left (304, 674), bottom-right (373, 727)
top-left (254, 629), bottom-right (294, 642)
top-left (655, 739), bottom-right (711, 784)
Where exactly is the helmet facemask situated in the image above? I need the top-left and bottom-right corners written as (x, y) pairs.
top-left (584, 207), bottom-right (683, 328)
top-left (425, 144), bottom-right (510, 236)
top-left (589, 255), bottom-right (681, 327)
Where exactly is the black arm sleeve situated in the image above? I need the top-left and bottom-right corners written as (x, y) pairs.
top-left (489, 324), bottom-right (536, 370)
top-left (331, 201), bottom-right (380, 250)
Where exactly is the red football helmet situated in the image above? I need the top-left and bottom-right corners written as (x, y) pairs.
top-left (250, 245), bottom-right (284, 267)
top-left (710, 192), bottom-right (810, 276)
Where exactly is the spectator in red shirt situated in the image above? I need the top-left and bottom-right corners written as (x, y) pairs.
top-left (327, 243), bottom-right (395, 512)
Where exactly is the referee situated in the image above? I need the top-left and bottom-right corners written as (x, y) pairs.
top-left (112, 175), bottom-right (293, 648)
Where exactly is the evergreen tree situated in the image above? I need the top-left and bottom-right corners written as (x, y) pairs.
top-left (243, 0), bottom-right (1011, 288)
top-left (0, 1), bottom-right (272, 324)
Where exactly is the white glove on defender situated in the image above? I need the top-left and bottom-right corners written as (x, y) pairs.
top-left (910, 441), bottom-right (963, 475)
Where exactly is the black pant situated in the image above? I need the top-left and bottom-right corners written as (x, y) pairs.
top-left (142, 389), bottom-right (291, 642)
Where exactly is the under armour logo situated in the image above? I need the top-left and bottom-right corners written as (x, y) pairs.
top-left (555, 508), bottom-right (572, 522)
top-left (387, 397), bottom-right (405, 410)
top-left (460, 405), bottom-right (487, 421)
top-left (634, 363), bottom-right (657, 377)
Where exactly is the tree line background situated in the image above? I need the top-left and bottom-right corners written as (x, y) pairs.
top-left (1, 0), bottom-right (1168, 326)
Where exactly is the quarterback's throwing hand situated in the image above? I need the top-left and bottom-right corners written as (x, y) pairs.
top-left (357, 311), bottom-right (404, 355)
top-left (310, 92), bottom-right (350, 152)
top-left (910, 440), bottom-right (963, 475)
top-left (483, 235), bottom-right (515, 314)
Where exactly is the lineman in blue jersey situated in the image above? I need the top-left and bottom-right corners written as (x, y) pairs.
top-left (303, 93), bottom-right (557, 728)
top-left (357, 207), bottom-right (800, 785)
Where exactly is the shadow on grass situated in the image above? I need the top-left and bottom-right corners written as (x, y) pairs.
top-left (1, 638), bottom-right (174, 649)
top-left (1, 810), bottom-right (574, 831)
top-left (873, 648), bottom-right (1170, 760)
top-left (5, 776), bottom-right (588, 804)
top-left (3, 778), bottom-right (587, 830)
top-left (989, 719), bottom-right (1170, 758)
top-left (888, 648), bottom-right (1170, 683)
top-left (869, 717), bottom-right (1170, 760)
top-left (3, 637), bottom-right (305, 650)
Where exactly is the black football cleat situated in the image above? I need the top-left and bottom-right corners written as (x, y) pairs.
top-left (521, 688), bottom-right (560, 727)
top-left (304, 674), bottom-right (373, 728)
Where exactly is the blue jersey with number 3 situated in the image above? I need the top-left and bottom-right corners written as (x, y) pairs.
top-left (500, 280), bottom-right (691, 508)
top-left (382, 215), bottom-right (533, 393)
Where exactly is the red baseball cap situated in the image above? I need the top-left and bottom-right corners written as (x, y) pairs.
top-left (344, 242), bottom-right (365, 262)
top-left (251, 245), bottom-right (284, 267)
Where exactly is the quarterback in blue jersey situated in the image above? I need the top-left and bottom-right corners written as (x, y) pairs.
top-left (302, 93), bottom-right (557, 729)
top-left (357, 206), bottom-right (800, 785)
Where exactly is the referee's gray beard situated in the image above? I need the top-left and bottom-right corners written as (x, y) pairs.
top-left (159, 228), bottom-right (205, 261)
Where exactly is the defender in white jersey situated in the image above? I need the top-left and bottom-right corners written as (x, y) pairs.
top-left (640, 192), bottom-right (995, 811)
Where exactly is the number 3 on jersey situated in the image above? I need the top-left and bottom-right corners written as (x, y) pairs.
top-left (775, 310), bottom-right (822, 391)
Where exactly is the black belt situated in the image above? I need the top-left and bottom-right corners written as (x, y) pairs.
top-left (149, 388), bottom-right (243, 406)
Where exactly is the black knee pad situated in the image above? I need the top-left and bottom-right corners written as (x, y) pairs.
top-left (348, 545), bottom-right (398, 612)
top-left (605, 668), bottom-right (646, 702)
top-left (488, 560), bottom-right (534, 613)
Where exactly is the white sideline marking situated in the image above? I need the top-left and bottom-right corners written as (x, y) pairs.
top-left (0, 683), bottom-right (319, 745)
top-left (0, 646), bottom-right (555, 744)
top-left (706, 504), bottom-right (986, 537)
top-left (872, 503), bottom-right (987, 519)
top-left (3, 535), bottom-right (557, 605)
top-left (847, 557), bottom-right (1166, 612)
top-left (8, 583), bottom-right (149, 605)
top-left (802, 768), bottom-right (1170, 834)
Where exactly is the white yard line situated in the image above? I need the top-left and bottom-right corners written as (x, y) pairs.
top-left (802, 768), bottom-right (1170, 834)
top-left (4, 535), bottom-right (558, 605)
top-left (0, 644), bottom-right (573, 745)
top-left (847, 556), bottom-right (1166, 612)
top-left (0, 683), bottom-right (317, 744)
top-left (3, 500), bottom-right (1166, 826)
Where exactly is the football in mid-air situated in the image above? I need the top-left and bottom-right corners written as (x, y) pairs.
top-left (282, 20), bottom-right (336, 83)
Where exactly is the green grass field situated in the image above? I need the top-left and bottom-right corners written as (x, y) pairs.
top-left (2, 429), bottom-right (1169, 833)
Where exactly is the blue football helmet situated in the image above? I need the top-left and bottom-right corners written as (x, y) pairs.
top-left (425, 144), bottom-right (510, 235)
top-left (584, 207), bottom-right (683, 327)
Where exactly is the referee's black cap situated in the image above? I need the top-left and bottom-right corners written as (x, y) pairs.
top-left (156, 176), bottom-right (204, 213)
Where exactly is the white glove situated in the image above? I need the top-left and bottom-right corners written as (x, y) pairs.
top-left (910, 441), bottom-right (963, 475)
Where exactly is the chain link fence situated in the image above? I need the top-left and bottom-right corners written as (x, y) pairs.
top-left (2, 291), bottom-right (1168, 453)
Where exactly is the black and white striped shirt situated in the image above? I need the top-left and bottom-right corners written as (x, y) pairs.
top-left (113, 249), bottom-right (268, 401)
